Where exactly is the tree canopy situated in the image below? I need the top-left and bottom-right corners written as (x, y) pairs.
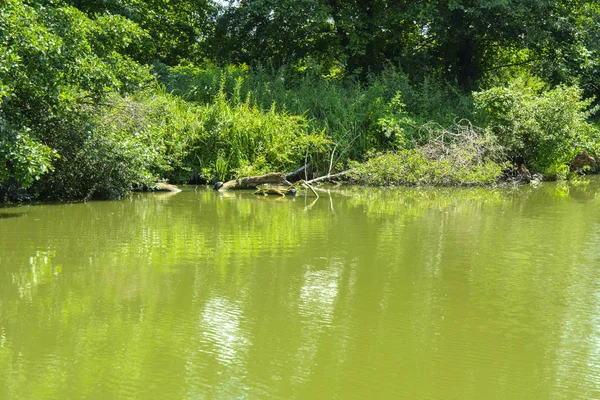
top-left (206, 0), bottom-right (600, 90)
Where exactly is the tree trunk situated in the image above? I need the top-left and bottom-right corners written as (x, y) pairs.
top-left (220, 173), bottom-right (290, 190)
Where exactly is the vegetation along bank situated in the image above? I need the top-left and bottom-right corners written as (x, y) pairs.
top-left (2, 0), bottom-right (600, 202)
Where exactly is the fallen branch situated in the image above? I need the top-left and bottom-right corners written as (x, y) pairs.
top-left (218, 172), bottom-right (289, 190)
top-left (215, 168), bottom-right (353, 193)
top-left (254, 187), bottom-right (296, 196)
top-left (299, 181), bottom-right (319, 199)
top-left (306, 169), bottom-right (355, 185)
top-left (286, 164), bottom-right (311, 182)
top-left (154, 182), bottom-right (182, 193)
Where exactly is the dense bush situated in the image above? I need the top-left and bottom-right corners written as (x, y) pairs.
top-left (474, 78), bottom-right (600, 178)
top-left (32, 106), bottom-right (159, 200)
top-left (350, 122), bottom-right (508, 186)
top-left (160, 63), bottom-right (474, 166)
top-left (92, 90), bottom-right (329, 184)
top-left (0, 0), bottom-right (152, 199)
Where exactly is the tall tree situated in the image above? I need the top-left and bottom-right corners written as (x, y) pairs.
top-left (212, 0), bottom-right (337, 66)
top-left (211, 0), bottom-right (416, 75)
top-left (412, 0), bottom-right (600, 88)
top-left (67, 0), bottom-right (218, 64)
top-left (211, 0), bottom-right (600, 92)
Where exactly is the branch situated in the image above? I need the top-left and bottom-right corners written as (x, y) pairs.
top-left (328, 145), bottom-right (337, 176)
top-left (220, 172), bottom-right (288, 190)
top-left (306, 169), bottom-right (355, 185)
top-left (301, 181), bottom-right (319, 199)
top-left (483, 57), bottom-right (545, 72)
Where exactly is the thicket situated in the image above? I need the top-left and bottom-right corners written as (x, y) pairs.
top-left (349, 121), bottom-right (508, 186)
top-left (95, 89), bottom-right (328, 184)
top-left (160, 63), bottom-right (476, 171)
top-left (474, 78), bottom-right (600, 179)
top-left (0, 0), bottom-right (152, 200)
top-left (2, 0), bottom-right (600, 201)
top-left (161, 64), bottom-right (600, 184)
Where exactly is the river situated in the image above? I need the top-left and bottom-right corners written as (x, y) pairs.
top-left (1, 179), bottom-right (600, 399)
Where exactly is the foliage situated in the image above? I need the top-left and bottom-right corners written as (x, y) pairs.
top-left (209, 0), bottom-right (600, 94)
top-left (32, 106), bottom-right (159, 200)
top-left (0, 0), bottom-right (152, 196)
top-left (474, 79), bottom-right (600, 178)
top-left (211, 0), bottom-right (336, 68)
top-left (3, 0), bottom-right (600, 201)
top-left (160, 64), bottom-right (474, 171)
top-left (192, 90), bottom-right (330, 180)
top-left (65, 0), bottom-right (218, 64)
top-left (92, 89), bottom-right (329, 184)
top-left (0, 122), bottom-right (57, 189)
top-left (350, 121), bottom-right (507, 186)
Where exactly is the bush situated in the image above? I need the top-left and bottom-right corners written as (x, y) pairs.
top-left (0, 0), bottom-right (152, 194)
top-left (474, 78), bottom-right (600, 178)
top-left (159, 64), bottom-right (476, 169)
top-left (88, 89), bottom-right (329, 184)
top-left (351, 121), bottom-right (507, 186)
top-left (36, 127), bottom-right (157, 201)
top-left (193, 90), bottom-right (330, 180)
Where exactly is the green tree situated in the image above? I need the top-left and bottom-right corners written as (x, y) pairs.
top-left (0, 0), bottom-right (152, 194)
top-left (212, 0), bottom-right (337, 67)
top-left (411, 0), bottom-right (600, 89)
top-left (67, 0), bottom-right (218, 64)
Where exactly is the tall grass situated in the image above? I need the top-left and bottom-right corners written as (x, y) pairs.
top-left (158, 63), bottom-right (475, 171)
top-left (33, 64), bottom-right (598, 201)
top-left (160, 64), bottom-right (600, 181)
top-left (94, 86), bottom-right (329, 185)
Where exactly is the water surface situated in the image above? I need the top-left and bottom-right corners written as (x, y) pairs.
top-left (1, 179), bottom-right (600, 399)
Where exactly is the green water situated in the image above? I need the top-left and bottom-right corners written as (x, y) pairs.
top-left (1, 180), bottom-right (600, 399)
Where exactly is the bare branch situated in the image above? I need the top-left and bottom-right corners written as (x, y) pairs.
top-left (306, 169), bottom-right (355, 185)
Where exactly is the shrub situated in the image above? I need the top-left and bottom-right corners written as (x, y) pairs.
top-left (90, 89), bottom-right (329, 184)
top-left (36, 129), bottom-right (157, 201)
top-left (474, 79), bottom-right (600, 178)
top-left (350, 121), bottom-right (507, 186)
top-left (159, 64), bottom-right (476, 169)
top-left (0, 0), bottom-right (152, 195)
top-left (194, 91), bottom-right (330, 179)
top-left (30, 106), bottom-right (157, 200)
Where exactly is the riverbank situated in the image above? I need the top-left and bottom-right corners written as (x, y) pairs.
top-left (2, 68), bottom-right (598, 204)
top-left (2, 0), bottom-right (599, 203)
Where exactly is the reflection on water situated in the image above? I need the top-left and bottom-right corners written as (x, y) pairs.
top-left (12, 250), bottom-right (61, 301)
top-left (0, 212), bottom-right (24, 219)
top-left (1, 178), bottom-right (600, 398)
top-left (201, 297), bottom-right (249, 366)
top-left (299, 262), bottom-right (341, 323)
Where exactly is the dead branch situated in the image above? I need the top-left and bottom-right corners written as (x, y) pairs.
top-left (300, 181), bottom-right (319, 199)
top-left (219, 172), bottom-right (289, 190)
top-left (328, 145), bottom-right (337, 176)
top-left (154, 182), bottom-right (182, 193)
top-left (286, 164), bottom-right (311, 182)
top-left (306, 169), bottom-right (355, 185)
top-left (216, 166), bottom-right (354, 195)
top-left (254, 187), bottom-right (296, 196)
